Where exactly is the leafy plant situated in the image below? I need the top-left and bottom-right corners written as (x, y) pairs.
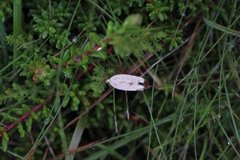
top-left (1, 0), bottom-right (240, 159)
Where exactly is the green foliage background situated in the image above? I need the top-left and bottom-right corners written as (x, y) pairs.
top-left (0, 0), bottom-right (240, 159)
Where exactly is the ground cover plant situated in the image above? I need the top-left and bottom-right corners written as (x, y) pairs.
top-left (1, 0), bottom-right (240, 159)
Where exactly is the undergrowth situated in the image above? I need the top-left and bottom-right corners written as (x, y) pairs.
top-left (0, 0), bottom-right (240, 159)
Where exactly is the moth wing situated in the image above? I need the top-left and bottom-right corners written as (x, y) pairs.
top-left (110, 74), bottom-right (144, 83)
top-left (106, 74), bottom-right (145, 91)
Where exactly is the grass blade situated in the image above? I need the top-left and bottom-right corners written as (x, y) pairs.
top-left (13, 0), bottom-right (23, 62)
top-left (96, 144), bottom-right (125, 160)
top-left (82, 113), bottom-right (175, 160)
top-left (0, 21), bottom-right (8, 65)
top-left (65, 114), bottom-right (88, 160)
top-left (204, 18), bottom-right (240, 37)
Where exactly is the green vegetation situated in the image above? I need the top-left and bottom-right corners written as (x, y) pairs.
top-left (0, 0), bottom-right (240, 159)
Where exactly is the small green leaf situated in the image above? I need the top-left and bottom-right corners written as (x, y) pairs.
top-left (62, 96), bottom-right (70, 107)
top-left (2, 132), bottom-right (9, 151)
top-left (42, 31), bottom-right (48, 38)
top-left (107, 21), bottom-right (114, 36)
top-left (31, 112), bottom-right (38, 120)
top-left (123, 14), bottom-right (143, 28)
top-left (17, 123), bottom-right (25, 137)
top-left (91, 51), bottom-right (107, 59)
top-left (0, 9), bottom-right (5, 22)
top-left (26, 117), bottom-right (32, 132)
top-left (2, 113), bottom-right (17, 121)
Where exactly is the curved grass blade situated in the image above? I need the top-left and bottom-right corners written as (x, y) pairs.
top-left (204, 18), bottom-right (240, 37)
top-left (82, 113), bottom-right (175, 160)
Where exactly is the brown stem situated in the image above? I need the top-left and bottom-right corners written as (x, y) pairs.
top-left (0, 43), bottom-right (112, 137)
top-left (0, 94), bottom-right (54, 137)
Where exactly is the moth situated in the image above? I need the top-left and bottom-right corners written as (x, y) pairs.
top-left (106, 74), bottom-right (145, 91)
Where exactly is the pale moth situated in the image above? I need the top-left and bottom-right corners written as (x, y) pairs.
top-left (106, 74), bottom-right (145, 91)
top-left (106, 74), bottom-right (145, 133)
